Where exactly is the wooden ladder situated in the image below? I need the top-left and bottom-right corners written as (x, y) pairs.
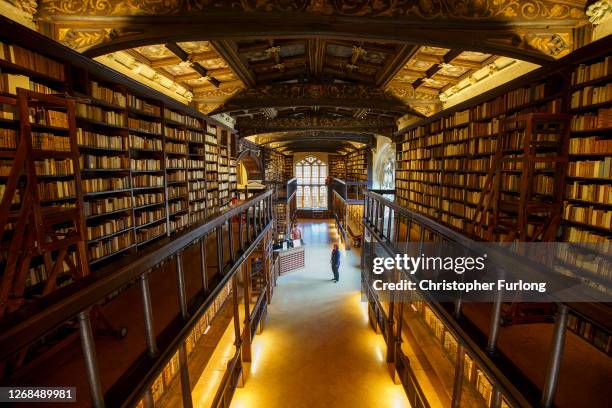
top-left (469, 113), bottom-right (570, 326)
top-left (0, 89), bottom-right (89, 317)
top-left (470, 113), bottom-right (570, 242)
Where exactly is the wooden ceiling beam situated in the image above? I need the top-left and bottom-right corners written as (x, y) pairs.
top-left (412, 49), bottom-right (464, 90)
top-left (377, 44), bottom-right (420, 88)
top-left (416, 86), bottom-right (442, 94)
top-left (257, 132), bottom-right (373, 145)
top-left (326, 39), bottom-right (397, 55)
top-left (149, 50), bottom-right (220, 67)
top-left (450, 58), bottom-right (487, 69)
top-left (250, 55), bottom-right (305, 70)
top-left (256, 67), bottom-right (306, 82)
top-left (275, 107), bottom-right (312, 117)
top-left (164, 42), bottom-right (220, 87)
top-left (174, 67), bottom-right (233, 82)
top-left (307, 38), bottom-right (326, 78)
top-left (192, 79), bottom-right (243, 92)
top-left (326, 55), bottom-right (382, 71)
top-left (322, 66), bottom-right (375, 84)
top-left (431, 74), bottom-right (461, 84)
top-left (237, 41), bottom-right (270, 53)
top-left (236, 113), bottom-right (396, 137)
top-left (275, 39), bottom-right (307, 48)
top-left (320, 107), bottom-right (353, 118)
top-left (397, 69), bottom-right (426, 79)
top-left (211, 39), bottom-right (256, 87)
top-left (415, 53), bottom-right (446, 64)
top-left (282, 147), bottom-right (353, 153)
top-left (125, 49), bottom-right (193, 90)
top-left (80, 16), bottom-right (569, 66)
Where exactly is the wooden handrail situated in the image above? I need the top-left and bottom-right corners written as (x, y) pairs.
top-left (0, 190), bottom-right (273, 361)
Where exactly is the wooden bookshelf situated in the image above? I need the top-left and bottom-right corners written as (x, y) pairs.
top-left (394, 39), bottom-right (611, 352)
top-left (283, 154), bottom-right (293, 180)
top-left (163, 107), bottom-right (192, 234)
top-left (396, 68), bottom-right (566, 234)
top-left (203, 121), bottom-right (219, 218)
top-left (346, 148), bottom-right (368, 182)
top-left (229, 156), bottom-right (237, 196)
top-left (329, 154), bottom-right (346, 180)
top-left (217, 127), bottom-right (231, 211)
top-left (275, 201), bottom-right (288, 240)
top-left (264, 148), bottom-right (290, 182)
top-left (0, 26), bottom-right (238, 288)
top-left (564, 52), bottom-right (612, 249)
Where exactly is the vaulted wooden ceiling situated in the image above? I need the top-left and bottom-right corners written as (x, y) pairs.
top-left (31, 0), bottom-right (591, 153)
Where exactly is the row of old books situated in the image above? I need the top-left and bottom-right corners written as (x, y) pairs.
top-left (0, 41), bottom-right (65, 81)
top-left (414, 301), bottom-right (495, 406)
top-left (90, 80), bottom-right (126, 107)
top-left (569, 136), bottom-right (612, 155)
top-left (76, 103), bottom-right (125, 126)
top-left (571, 108), bottom-right (612, 130)
top-left (29, 107), bottom-right (68, 128)
top-left (570, 83), bottom-right (612, 109)
top-left (87, 215), bottom-right (132, 241)
top-left (166, 109), bottom-right (202, 130)
top-left (80, 155), bottom-right (129, 170)
top-left (572, 57), bottom-right (612, 85)
top-left (563, 204), bottom-right (611, 230)
top-left (128, 95), bottom-right (161, 116)
top-left (0, 72), bottom-right (56, 95)
top-left (128, 118), bottom-right (162, 134)
top-left (82, 176), bottom-right (130, 194)
top-left (567, 158), bottom-right (612, 179)
top-left (77, 129), bottom-right (127, 150)
top-left (347, 148), bottom-right (367, 182)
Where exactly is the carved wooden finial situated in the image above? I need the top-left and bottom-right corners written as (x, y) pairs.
top-left (587, 0), bottom-right (612, 24)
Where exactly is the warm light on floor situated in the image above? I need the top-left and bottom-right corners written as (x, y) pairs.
top-left (191, 319), bottom-right (238, 407)
top-left (229, 221), bottom-right (412, 408)
top-left (249, 332), bottom-right (266, 375)
top-left (360, 298), bottom-right (369, 324)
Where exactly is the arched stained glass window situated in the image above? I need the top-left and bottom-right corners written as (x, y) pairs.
top-left (295, 156), bottom-right (327, 209)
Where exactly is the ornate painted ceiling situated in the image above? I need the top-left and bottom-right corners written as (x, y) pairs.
top-left (6, 0), bottom-right (599, 153)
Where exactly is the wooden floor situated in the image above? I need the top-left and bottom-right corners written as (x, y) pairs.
top-left (231, 219), bottom-right (410, 408)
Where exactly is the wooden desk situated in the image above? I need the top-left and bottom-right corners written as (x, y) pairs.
top-left (276, 246), bottom-right (305, 275)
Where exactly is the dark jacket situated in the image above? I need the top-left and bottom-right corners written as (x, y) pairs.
top-left (331, 249), bottom-right (340, 268)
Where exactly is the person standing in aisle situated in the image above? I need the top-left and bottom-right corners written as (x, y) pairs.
top-left (291, 224), bottom-right (303, 244)
top-left (330, 244), bottom-right (340, 283)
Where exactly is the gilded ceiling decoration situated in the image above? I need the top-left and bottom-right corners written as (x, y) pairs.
top-left (211, 83), bottom-right (431, 116)
top-left (26, 0), bottom-right (594, 152)
top-left (37, 0), bottom-right (585, 21)
top-left (237, 115), bottom-right (396, 137)
top-left (387, 46), bottom-right (497, 95)
top-left (252, 131), bottom-right (373, 145)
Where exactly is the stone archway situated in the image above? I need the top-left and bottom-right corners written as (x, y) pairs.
top-left (236, 149), bottom-right (264, 181)
top-left (373, 139), bottom-right (395, 190)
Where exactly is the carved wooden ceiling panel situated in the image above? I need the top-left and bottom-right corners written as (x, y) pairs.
top-left (233, 38), bottom-right (403, 85)
top-left (119, 41), bottom-right (247, 113)
top-left (388, 46), bottom-right (496, 94)
top-left (29, 0), bottom-right (593, 152)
